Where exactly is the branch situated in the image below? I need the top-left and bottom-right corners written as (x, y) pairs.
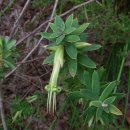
top-left (9, 0), bottom-right (31, 38)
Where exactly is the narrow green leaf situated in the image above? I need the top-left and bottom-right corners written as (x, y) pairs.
top-left (65, 14), bottom-right (73, 28)
top-left (66, 35), bottom-right (80, 43)
top-left (103, 96), bottom-right (116, 105)
top-left (83, 44), bottom-right (102, 51)
top-left (50, 32), bottom-right (61, 39)
top-left (73, 23), bottom-right (89, 35)
top-left (67, 58), bottom-right (77, 77)
top-left (83, 106), bottom-right (96, 123)
top-left (83, 71), bottom-right (92, 89)
top-left (81, 89), bottom-right (97, 100)
top-left (74, 42), bottom-right (91, 49)
top-left (103, 106), bottom-right (109, 113)
top-left (96, 108), bottom-right (103, 122)
top-left (89, 100), bottom-right (102, 107)
top-left (78, 55), bottom-right (96, 68)
top-left (43, 53), bottom-right (54, 65)
top-left (77, 68), bottom-right (84, 84)
top-left (40, 32), bottom-right (52, 40)
top-left (64, 27), bottom-right (76, 35)
top-left (99, 81), bottom-right (117, 101)
top-left (109, 105), bottom-right (122, 115)
top-left (4, 59), bottom-right (15, 69)
top-left (55, 16), bottom-right (65, 31)
top-left (6, 40), bottom-right (16, 50)
top-left (72, 18), bottom-right (79, 28)
top-left (49, 23), bottom-right (58, 32)
top-left (65, 44), bottom-right (77, 59)
top-left (56, 34), bottom-right (65, 44)
top-left (92, 71), bottom-right (100, 96)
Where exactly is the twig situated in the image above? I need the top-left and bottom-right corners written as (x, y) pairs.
top-left (9, 0), bottom-right (31, 38)
top-left (16, 0), bottom-right (95, 46)
top-left (0, 82), bottom-right (8, 130)
top-left (5, 0), bottom-right (95, 78)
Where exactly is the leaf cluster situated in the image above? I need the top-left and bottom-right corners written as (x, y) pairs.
top-left (41, 15), bottom-right (101, 78)
top-left (68, 70), bottom-right (123, 126)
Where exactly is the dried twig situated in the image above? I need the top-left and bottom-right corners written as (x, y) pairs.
top-left (5, 0), bottom-right (95, 78)
top-left (9, 0), bottom-right (31, 38)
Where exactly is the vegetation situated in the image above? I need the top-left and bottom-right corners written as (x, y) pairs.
top-left (0, 0), bottom-right (130, 129)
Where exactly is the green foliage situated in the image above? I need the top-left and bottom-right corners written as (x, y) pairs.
top-left (67, 70), bottom-right (123, 126)
top-left (0, 37), bottom-right (18, 78)
top-left (11, 97), bottom-right (35, 127)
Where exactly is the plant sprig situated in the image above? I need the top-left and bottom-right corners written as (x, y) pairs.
top-left (41, 14), bottom-right (101, 114)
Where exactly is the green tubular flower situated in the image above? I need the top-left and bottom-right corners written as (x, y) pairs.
top-left (45, 45), bottom-right (64, 114)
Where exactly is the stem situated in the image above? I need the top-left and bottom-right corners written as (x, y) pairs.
top-left (0, 81), bottom-right (8, 130)
top-left (114, 43), bottom-right (128, 93)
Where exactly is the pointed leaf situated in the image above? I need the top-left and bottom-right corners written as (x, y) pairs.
top-left (6, 40), bottom-right (16, 50)
top-left (73, 23), bottom-right (89, 35)
top-left (77, 68), bottom-right (84, 84)
top-left (4, 59), bottom-right (15, 69)
top-left (83, 106), bottom-right (96, 123)
top-left (89, 100), bottom-right (102, 107)
top-left (67, 58), bottom-right (77, 77)
top-left (72, 18), bottom-right (79, 28)
top-left (66, 35), bottom-right (80, 43)
top-left (50, 32), bottom-right (61, 39)
top-left (83, 71), bottom-right (92, 89)
top-left (96, 108), bottom-right (103, 122)
top-left (55, 16), bottom-right (65, 31)
top-left (103, 96), bottom-right (116, 105)
top-left (78, 55), bottom-right (96, 68)
top-left (81, 89), bottom-right (97, 100)
top-left (64, 27), bottom-right (76, 35)
top-left (65, 14), bottom-right (73, 28)
top-left (99, 81), bottom-right (117, 101)
top-left (92, 71), bottom-right (100, 96)
top-left (49, 23), bottom-right (58, 32)
top-left (83, 44), bottom-right (102, 51)
top-left (109, 105), bottom-right (122, 115)
top-left (74, 42), bottom-right (91, 49)
top-left (40, 32), bottom-right (52, 40)
top-left (56, 34), bottom-right (65, 44)
top-left (65, 44), bottom-right (77, 59)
